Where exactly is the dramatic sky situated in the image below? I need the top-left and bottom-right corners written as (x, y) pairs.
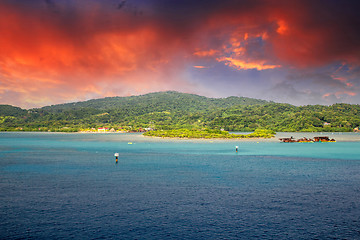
top-left (1, 0), bottom-right (360, 108)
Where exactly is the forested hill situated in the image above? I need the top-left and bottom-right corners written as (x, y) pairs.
top-left (0, 105), bottom-right (27, 116)
top-left (40, 91), bottom-right (269, 113)
top-left (0, 91), bottom-right (360, 132)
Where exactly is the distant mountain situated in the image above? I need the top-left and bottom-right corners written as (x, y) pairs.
top-left (40, 91), bottom-right (269, 113)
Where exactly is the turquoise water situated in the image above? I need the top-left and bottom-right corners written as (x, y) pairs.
top-left (1, 132), bottom-right (360, 239)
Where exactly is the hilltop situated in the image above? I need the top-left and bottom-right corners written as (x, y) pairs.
top-left (40, 91), bottom-right (269, 112)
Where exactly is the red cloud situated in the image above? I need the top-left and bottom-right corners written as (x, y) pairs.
top-left (195, 0), bottom-right (360, 68)
top-left (0, 0), bottom-right (359, 107)
top-left (0, 2), bottom-right (197, 107)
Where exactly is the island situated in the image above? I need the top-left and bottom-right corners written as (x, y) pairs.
top-left (1, 92), bottom-right (359, 133)
top-left (143, 129), bottom-right (275, 139)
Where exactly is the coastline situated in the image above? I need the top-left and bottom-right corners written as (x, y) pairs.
top-left (142, 132), bottom-right (360, 142)
top-left (1, 131), bottom-right (359, 142)
top-left (141, 134), bottom-right (275, 141)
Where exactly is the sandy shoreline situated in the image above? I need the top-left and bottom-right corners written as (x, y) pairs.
top-left (141, 134), bottom-right (275, 141)
top-left (143, 132), bottom-right (360, 142)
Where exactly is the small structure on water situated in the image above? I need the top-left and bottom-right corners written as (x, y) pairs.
top-left (279, 136), bottom-right (336, 143)
top-left (313, 136), bottom-right (336, 142)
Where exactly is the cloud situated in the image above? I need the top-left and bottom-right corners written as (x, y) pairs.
top-left (274, 66), bottom-right (360, 105)
top-left (218, 57), bottom-right (281, 70)
top-left (323, 91), bottom-right (357, 98)
top-left (260, 80), bottom-right (358, 106)
top-left (117, 1), bottom-right (126, 10)
top-left (193, 66), bottom-right (208, 69)
top-left (269, 1), bottom-right (360, 67)
top-left (193, 49), bottom-right (219, 57)
top-left (0, 1), bottom-right (197, 107)
top-left (0, 0), bottom-right (360, 107)
top-left (192, 0), bottom-right (360, 68)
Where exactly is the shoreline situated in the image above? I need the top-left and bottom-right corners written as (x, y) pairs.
top-left (1, 131), bottom-right (359, 142)
top-left (142, 134), bottom-right (275, 141)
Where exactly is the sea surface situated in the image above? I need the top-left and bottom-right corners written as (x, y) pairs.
top-left (1, 132), bottom-right (360, 239)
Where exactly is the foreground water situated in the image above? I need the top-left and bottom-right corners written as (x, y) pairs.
top-left (1, 132), bottom-right (360, 239)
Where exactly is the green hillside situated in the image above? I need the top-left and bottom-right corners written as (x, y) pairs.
top-left (0, 91), bottom-right (359, 132)
top-left (41, 91), bottom-right (268, 113)
top-left (0, 105), bottom-right (27, 116)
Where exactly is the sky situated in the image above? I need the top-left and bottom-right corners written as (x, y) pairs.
top-left (1, 0), bottom-right (360, 108)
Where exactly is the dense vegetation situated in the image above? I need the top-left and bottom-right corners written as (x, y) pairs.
top-left (0, 91), bottom-right (359, 133)
top-left (144, 129), bottom-right (275, 139)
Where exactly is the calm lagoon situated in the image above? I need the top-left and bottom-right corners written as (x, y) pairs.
top-left (1, 132), bottom-right (360, 239)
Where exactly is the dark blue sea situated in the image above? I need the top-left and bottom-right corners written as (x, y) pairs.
top-left (1, 132), bottom-right (360, 239)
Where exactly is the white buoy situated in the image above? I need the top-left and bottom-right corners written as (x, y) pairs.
top-left (114, 153), bottom-right (119, 163)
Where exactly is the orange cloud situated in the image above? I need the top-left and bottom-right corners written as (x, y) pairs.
top-left (218, 57), bottom-right (281, 70)
top-left (193, 49), bottom-right (219, 57)
top-left (244, 33), bottom-right (249, 40)
top-left (323, 91), bottom-right (357, 98)
top-left (193, 17), bottom-right (281, 72)
top-left (276, 20), bottom-right (289, 35)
